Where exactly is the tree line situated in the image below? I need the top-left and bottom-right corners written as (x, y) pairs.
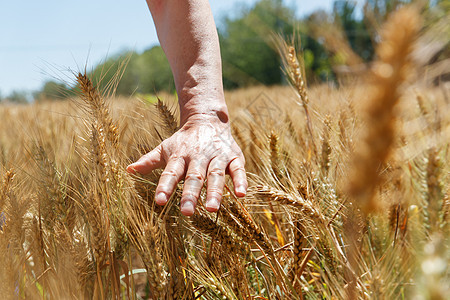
top-left (1, 0), bottom-right (445, 102)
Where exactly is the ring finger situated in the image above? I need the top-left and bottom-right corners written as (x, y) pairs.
top-left (205, 157), bottom-right (227, 212)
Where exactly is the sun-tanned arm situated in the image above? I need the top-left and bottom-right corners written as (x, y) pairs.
top-left (127, 0), bottom-right (247, 216)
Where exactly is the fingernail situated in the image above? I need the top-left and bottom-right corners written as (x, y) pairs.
top-left (236, 185), bottom-right (246, 196)
top-left (181, 201), bottom-right (195, 216)
top-left (206, 198), bottom-right (220, 212)
top-left (155, 192), bottom-right (168, 205)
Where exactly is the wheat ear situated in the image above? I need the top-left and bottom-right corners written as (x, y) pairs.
top-left (156, 97), bottom-right (178, 137)
top-left (269, 131), bottom-right (282, 180)
top-left (253, 185), bottom-right (323, 222)
top-left (347, 6), bottom-right (422, 213)
top-left (320, 115), bottom-right (332, 175)
top-left (192, 210), bottom-right (249, 256)
top-left (76, 72), bottom-right (119, 148)
top-left (425, 148), bottom-right (444, 234)
top-left (226, 197), bottom-right (273, 254)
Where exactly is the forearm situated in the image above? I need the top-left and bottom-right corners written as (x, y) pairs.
top-left (129, 1), bottom-right (247, 215)
top-left (146, 0), bottom-right (228, 125)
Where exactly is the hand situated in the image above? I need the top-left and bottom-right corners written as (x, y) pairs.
top-left (127, 113), bottom-right (247, 216)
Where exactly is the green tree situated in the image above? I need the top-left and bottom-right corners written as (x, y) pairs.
top-left (89, 46), bottom-right (173, 96)
top-left (297, 22), bottom-right (336, 83)
top-left (34, 80), bottom-right (69, 101)
top-left (132, 46), bottom-right (174, 94)
top-left (219, 0), bottom-right (295, 89)
top-left (89, 51), bottom-right (138, 96)
top-left (334, 0), bottom-right (374, 61)
top-left (6, 91), bottom-right (28, 104)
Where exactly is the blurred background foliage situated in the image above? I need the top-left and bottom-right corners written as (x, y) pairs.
top-left (3, 0), bottom-right (446, 102)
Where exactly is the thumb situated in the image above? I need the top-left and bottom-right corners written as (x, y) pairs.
top-left (127, 144), bottom-right (164, 174)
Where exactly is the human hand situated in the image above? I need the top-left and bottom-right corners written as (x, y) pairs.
top-left (127, 113), bottom-right (247, 216)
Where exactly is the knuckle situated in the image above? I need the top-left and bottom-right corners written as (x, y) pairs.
top-left (143, 152), bottom-right (153, 159)
top-left (161, 169), bottom-right (179, 178)
top-left (208, 168), bottom-right (225, 177)
top-left (185, 171), bottom-right (204, 182)
top-left (169, 154), bottom-right (180, 160)
top-left (207, 188), bottom-right (223, 197)
top-left (231, 165), bottom-right (246, 173)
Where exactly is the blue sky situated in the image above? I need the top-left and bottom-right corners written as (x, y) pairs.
top-left (0, 0), bottom-right (343, 95)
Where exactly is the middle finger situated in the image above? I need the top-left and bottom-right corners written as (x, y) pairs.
top-left (181, 160), bottom-right (208, 216)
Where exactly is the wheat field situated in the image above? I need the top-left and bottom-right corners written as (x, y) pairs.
top-left (0, 6), bottom-right (448, 300)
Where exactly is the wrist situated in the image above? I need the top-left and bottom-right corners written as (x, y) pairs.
top-left (179, 94), bottom-right (229, 126)
top-left (180, 108), bottom-right (230, 127)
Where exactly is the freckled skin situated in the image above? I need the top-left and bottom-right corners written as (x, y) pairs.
top-left (127, 0), bottom-right (247, 216)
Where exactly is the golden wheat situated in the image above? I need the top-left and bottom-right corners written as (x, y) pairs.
top-left (0, 4), bottom-right (448, 299)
